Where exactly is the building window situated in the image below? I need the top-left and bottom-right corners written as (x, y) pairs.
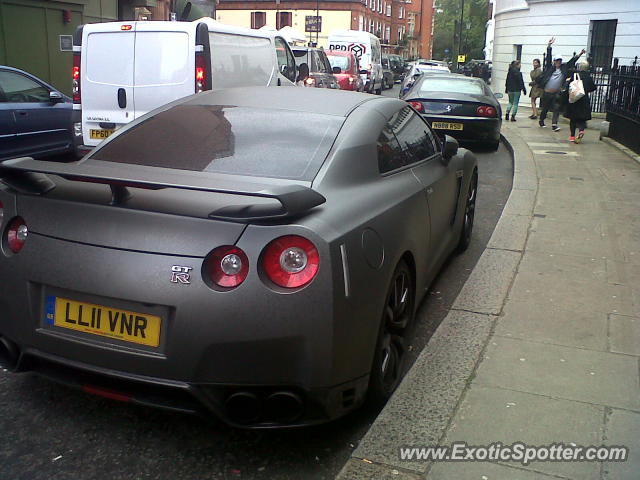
top-left (251, 11), bottom-right (266, 29)
top-left (589, 19), bottom-right (617, 71)
top-left (386, 3), bottom-right (391, 16)
top-left (276, 11), bottom-right (292, 29)
top-left (385, 25), bottom-right (391, 43)
top-left (514, 44), bottom-right (522, 61)
top-left (359, 15), bottom-right (364, 31)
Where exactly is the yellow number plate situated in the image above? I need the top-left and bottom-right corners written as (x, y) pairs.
top-left (46, 296), bottom-right (161, 347)
top-left (431, 122), bottom-right (464, 131)
top-left (89, 129), bottom-right (114, 140)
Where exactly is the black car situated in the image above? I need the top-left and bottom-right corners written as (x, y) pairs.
top-left (292, 47), bottom-right (340, 89)
top-left (0, 66), bottom-right (80, 160)
top-left (381, 55), bottom-right (395, 90)
top-left (401, 73), bottom-right (502, 150)
top-left (387, 54), bottom-right (406, 82)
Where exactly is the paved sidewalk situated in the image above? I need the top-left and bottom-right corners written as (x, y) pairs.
top-left (337, 115), bottom-right (640, 479)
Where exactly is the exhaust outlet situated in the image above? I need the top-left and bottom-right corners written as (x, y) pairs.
top-left (265, 391), bottom-right (303, 424)
top-left (225, 391), bottom-right (261, 424)
top-left (0, 336), bottom-right (20, 371)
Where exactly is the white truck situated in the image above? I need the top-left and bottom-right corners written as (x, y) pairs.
top-left (73, 18), bottom-right (299, 150)
top-left (327, 30), bottom-right (383, 95)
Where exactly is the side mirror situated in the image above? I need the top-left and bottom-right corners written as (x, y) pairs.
top-left (332, 66), bottom-right (342, 74)
top-left (49, 91), bottom-right (63, 103)
top-left (494, 92), bottom-right (504, 99)
top-left (442, 135), bottom-right (459, 161)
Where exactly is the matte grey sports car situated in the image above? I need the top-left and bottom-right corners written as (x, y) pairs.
top-left (0, 87), bottom-right (477, 428)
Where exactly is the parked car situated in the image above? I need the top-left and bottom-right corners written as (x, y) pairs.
top-left (0, 66), bottom-right (80, 160)
top-left (381, 55), bottom-right (395, 90)
top-left (401, 73), bottom-right (502, 150)
top-left (326, 50), bottom-right (364, 91)
top-left (387, 54), bottom-right (406, 82)
top-left (328, 30), bottom-right (383, 94)
top-left (292, 47), bottom-right (340, 89)
top-left (75, 17), bottom-right (298, 152)
top-left (0, 86), bottom-right (477, 429)
top-left (399, 63), bottom-right (451, 97)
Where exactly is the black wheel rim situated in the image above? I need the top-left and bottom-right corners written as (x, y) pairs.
top-left (379, 270), bottom-right (412, 391)
top-left (463, 175), bottom-right (477, 243)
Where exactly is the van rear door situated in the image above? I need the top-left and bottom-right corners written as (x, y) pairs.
top-left (133, 22), bottom-right (194, 119)
top-left (82, 23), bottom-right (136, 147)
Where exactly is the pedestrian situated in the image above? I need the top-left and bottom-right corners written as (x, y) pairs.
top-left (505, 60), bottom-right (527, 122)
top-left (528, 59), bottom-right (544, 119)
top-left (563, 61), bottom-right (596, 143)
top-left (537, 37), bottom-right (585, 131)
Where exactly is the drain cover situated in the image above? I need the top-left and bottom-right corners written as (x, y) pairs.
top-left (533, 214), bottom-right (547, 218)
top-left (546, 151), bottom-right (567, 154)
top-left (569, 177), bottom-right (584, 181)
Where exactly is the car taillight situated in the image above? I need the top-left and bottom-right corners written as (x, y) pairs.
top-left (476, 105), bottom-right (497, 117)
top-left (72, 53), bottom-right (81, 103)
top-left (195, 54), bottom-right (208, 93)
top-left (409, 101), bottom-right (424, 112)
top-left (262, 235), bottom-right (319, 288)
top-left (304, 77), bottom-right (315, 87)
top-left (121, 25), bottom-right (132, 31)
top-left (6, 217), bottom-right (27, 254)
top-left (203, 246), bottom-right (249, 288)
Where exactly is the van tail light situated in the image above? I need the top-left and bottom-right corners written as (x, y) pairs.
top-left (262, 235), bottom-right (319, 288)
top-left (203, 246), bottom-right (249, 288)
top-left (195, 54), bottom-right (209, 93)
top-left (72, 53), bottom-right (81, 103)
top-left (476, 105), bottom-right (497, 117)
top-left (408, 101), bottom-right (424, 112)
top-left (6, 217), bottom-right (28, 254)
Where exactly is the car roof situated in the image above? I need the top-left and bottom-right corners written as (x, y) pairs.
top-left (181, 86), bottom-right (379, 117)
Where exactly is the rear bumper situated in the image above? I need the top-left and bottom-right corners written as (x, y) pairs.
top-left (422, 114), bottom-right (501, 144)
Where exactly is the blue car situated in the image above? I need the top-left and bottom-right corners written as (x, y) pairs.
top-left (0, 66), bottom-right (80, 160)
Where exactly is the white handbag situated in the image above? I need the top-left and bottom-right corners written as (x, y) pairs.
top-left (568, 73), bottom-right (585, 103)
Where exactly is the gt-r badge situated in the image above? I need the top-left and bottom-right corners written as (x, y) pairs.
top-left (171, 266), bottom-right (192, 284)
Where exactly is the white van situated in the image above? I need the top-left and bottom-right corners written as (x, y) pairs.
top-left (73, 18), bottom-right (298, 149)
top-left (327, 30), bottom-right (383, 95)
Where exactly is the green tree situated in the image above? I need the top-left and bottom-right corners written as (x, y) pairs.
top-left (432, 0), bottom-right (489, 62)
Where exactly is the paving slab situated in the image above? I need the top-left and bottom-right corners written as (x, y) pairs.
top-left (474, 337), bottom-right (640, 411)
top-left (428, 460), bottom-right (561, 479)
top-left (603, 409), bottom-right (640, 480)
top-left (441, 386), bottom-right (604, 480)
top-left (502, 189), bottom-right (536, 216)
top-left (609, 314), bottom-right (640, 356)
top-left (495, 299), bottom-right (608, 352)
top-left (452, 249), bottom-right (521, 315)
top-left (348, 311), bottom-right (494, 474)
top-left (486, 214), bottom-right (530, 252)
top-left (337, 459), bottom-right (421, 480)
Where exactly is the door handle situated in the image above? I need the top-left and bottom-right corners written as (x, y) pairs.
top-left (16, 110), bottom-right (28, 116)
top-left (277, 78), bottom-right (281, 86)
top-left (117, 88), bottom-right (127, 109)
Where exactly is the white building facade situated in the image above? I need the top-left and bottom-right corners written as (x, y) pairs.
top-left (491, 0), bottom-right (640, 105)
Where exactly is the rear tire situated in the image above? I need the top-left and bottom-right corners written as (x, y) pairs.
top-left (368, 260), bottom-right (415, 405)
top-left (456, 171), bottom-right (478, 253)
top-left (375, 83), bottom-right (382, 95)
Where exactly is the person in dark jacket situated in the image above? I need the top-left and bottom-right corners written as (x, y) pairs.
top-left (505, 60), bottom-right (527, 122)
top-left (537, 37), bottom-right (586, 131)
top-left (564, 61), bottom-right (597, 143)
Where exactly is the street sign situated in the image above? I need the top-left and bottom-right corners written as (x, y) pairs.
top-left (458, 54), bottom-right (466, 63)
top-left (305, 16), bottom-right (322, 33)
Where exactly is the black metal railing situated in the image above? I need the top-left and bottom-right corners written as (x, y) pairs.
top-left (606, 60), bottom-right (640, 123)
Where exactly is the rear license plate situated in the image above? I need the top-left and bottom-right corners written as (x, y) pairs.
top-left (431, 122), bottom-right (464, 131)
top-left (45, 296), bottom-right (161, 347)
top-left (89, 129), bottom-right (114, 140)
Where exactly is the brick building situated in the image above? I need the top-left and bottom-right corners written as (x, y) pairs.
top-left (217, 0), bottom-right (430, 58)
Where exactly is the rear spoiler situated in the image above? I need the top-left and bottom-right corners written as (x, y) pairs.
top-left (0, 157), bottom-right (326, 222)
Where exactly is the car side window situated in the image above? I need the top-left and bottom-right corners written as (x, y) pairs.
top-left (389, 107), bottom-right (437, 164)
top-left (0, 71), bottom-right (50, 103)
top-left (313, 52), bottom-right (326, 74)
top-left (275, 37), bottom-right (297, 82)
top-left (377, 124), bottom-right (406, 174)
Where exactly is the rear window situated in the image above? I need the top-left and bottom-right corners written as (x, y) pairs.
top-left (89, 105), bottom-right (343, 181)
top-left (134, 32), bottom-right (190, 86)
top-left (418, 78), bottom-right (484, 95)
top-left (86, 32), bottom-right (135, 85)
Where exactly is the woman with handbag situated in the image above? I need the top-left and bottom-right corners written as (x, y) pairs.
top-left (563, 61), bottom-right (596, 143)
top-left (505, 60), bottom-right (527, 122)
top-left (528, 59), bottom-right (544, 119)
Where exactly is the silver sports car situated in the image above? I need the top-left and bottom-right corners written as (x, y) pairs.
top-left (0, 87), bottom-right (477, 428)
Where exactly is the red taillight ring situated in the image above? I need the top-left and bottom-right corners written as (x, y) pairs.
top-left (6, 217), bottom-right (28, 254)
top-left (408, 100), bottom-right (424, 112)
top-left (262, 235), bottom-right (319, 289)
top-left (203, 246), bottom-right (249, 289)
